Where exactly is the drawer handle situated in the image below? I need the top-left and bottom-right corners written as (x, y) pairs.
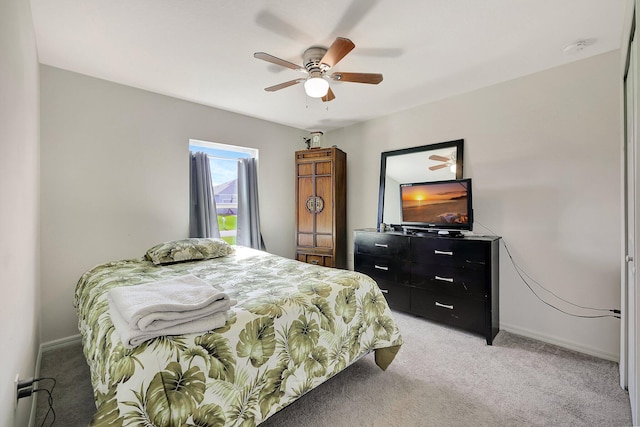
top-left (434, 250), bottom-right (453, 256)
top-left (379, 289), bottom-right (389, 294)
top-left (435, 275), bottom-right (454, 283)
top-left (310, 260), bottom-right (319, 265)
top-left (374, 243), bottom-right (389, 248)
top-left (435, 302), bottom-right (454, 310)
top-left (374, 265), bottom-right (389, 271)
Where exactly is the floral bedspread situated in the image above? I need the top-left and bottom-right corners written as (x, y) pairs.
top-left (75, 246), bottom-right (403, 427)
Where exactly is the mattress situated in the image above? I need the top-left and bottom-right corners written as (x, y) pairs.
top-left (74, 245), bottom-right (402, 426)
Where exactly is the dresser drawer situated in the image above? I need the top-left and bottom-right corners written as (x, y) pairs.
top-left (410, 264), bottom-right (487, 298)
top-left (355, 254), bottom-right (410, 284)
top-left (297, 252), bottom-right (333, 267)
top-left (354, 232), bottom-right (409, 257)
top-left (377, 281), bottom-right (410, 312)
top-left (410, 289), bottom-right (486, 334)
top-left (411, 237), bottom-right (488, 268)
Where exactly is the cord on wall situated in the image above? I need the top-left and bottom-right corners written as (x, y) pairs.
top-left (474, 220), bottom-right (621, 319)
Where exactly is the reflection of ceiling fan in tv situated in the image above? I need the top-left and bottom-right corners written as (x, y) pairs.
top-left (429, 152), bottom-right (457, 172)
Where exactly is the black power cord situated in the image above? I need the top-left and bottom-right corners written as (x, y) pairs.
top-left (475, 220), bottom-right (621, 319)
top-left (35, 377), bottom-right (56, 427)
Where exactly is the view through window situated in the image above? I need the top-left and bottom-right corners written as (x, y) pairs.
top-left (189, 140), bottom-right (257, 245)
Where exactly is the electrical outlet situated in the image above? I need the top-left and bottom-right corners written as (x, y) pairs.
top-left (14, 374), bottom-right (19, 408)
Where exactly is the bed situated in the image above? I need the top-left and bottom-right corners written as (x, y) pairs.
top-left (74, 238), bottom-right (403, 426)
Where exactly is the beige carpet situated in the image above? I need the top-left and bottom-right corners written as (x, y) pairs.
top-left (36, 310), bottom-right (632, 426)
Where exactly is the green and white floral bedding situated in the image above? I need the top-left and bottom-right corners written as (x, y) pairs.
top-left (75, 245), bottom-right (403, 427)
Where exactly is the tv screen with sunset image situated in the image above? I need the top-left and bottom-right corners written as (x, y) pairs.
top-left (399, 179), bottom-right (471, 228)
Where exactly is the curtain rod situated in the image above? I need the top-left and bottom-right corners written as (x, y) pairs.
top-left (207, 154), bottom-right (239, 161)
top-left (191, 150), bottom-right (251, 161)
top-left (192, 152), bottom-right (239, 161)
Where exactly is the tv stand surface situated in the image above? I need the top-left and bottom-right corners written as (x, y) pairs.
top-left (401, 227), bottom-right (464, 238)
top-left (354, 229), bottom-right (500, 345)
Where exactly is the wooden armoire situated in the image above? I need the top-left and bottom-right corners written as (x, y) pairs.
top-left (295, 147), bottom-right (346, 268)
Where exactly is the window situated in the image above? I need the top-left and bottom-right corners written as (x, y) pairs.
top-left (189, 140), bottom-right (258, 245)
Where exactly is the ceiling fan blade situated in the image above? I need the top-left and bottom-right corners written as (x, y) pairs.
top-left (254, 52), bottom-right (306, 73)
top-left (321, 87), bottom-right (336, 102)
top-left (264, 79), bottom-right (304, 92)
top-left (429, 164), bottom-right (449, 171)
top-left (320, 37), bottom-right (355, 68)
top-left (429, 154), bottom-right (450, 162)
top-left (330, 72), bottom-right (383, 84)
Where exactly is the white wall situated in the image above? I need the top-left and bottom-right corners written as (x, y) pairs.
top-left (40, 66), bottom-right (303, 343)
top-left (40, 50), bottom-right (623, 360)
top-left (0, 0), bottom-right (40, 425)
top-left (329, 51), bottom-right (622, 360)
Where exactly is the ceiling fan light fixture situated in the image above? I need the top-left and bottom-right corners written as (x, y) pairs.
top-left (304, 75), bottom-right (329, 98)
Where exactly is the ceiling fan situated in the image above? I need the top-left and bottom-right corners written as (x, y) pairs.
top-left (429, 152), bottom-right (457, 172)
top-left (254, 37), bottom-right (383, 102)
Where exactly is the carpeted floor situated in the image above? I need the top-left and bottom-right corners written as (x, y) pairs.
top-left (35, 311), bottom-right (632, 426)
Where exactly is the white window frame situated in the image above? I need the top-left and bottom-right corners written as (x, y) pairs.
top-left (189, 139), bottom-right (258, 244)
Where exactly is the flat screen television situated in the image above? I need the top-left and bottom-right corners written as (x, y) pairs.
top-left (399, 178), bottom-right (473, 233)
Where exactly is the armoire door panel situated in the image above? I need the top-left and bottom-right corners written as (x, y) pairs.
top-left (297, 177), bottom-right (314, 233)
top-left (315, 161), bottom-right (332, 175)
top-left (315, 175), bottom-right (333, 234)
top-left (298, 163), bottom-right (313, 176)
top-left (316, 234), bottom-right (333, 248)
top-left (298, 234), bottom-right (314, 247)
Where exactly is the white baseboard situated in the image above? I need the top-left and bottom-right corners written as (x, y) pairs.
top-left (500, 322), bottom-right (619, 362)
top-left (40, 334), bottom-right (82, 352)
top-left (28, 335), bottom-right (82, 427)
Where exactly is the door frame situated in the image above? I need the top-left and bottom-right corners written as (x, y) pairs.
top-left (622, 1), bottom-right (639, 424)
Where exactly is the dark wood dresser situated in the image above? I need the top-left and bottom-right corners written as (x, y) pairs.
top-left (295, 147), bottom-right (347, 268)
top-left (354, 229), bottom-right (500, 344)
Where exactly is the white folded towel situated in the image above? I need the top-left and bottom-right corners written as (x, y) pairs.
top-left (109, 297), bottom-right (229, 348)
top-left (108, 274), bottom-right (232, 331)
top-left (133, 298), bottom-right (232, 331)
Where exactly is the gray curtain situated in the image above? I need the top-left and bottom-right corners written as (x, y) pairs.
top-left (237, 157), bottom-right (266, 250)
top-left (189, 152), bottom-right (220, 238)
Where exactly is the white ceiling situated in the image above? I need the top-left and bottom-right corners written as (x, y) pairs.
top-left (30, 0), bottom-right (627, 132)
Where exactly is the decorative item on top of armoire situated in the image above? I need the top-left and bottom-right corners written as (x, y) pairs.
top-left (309, 131), bottom-right (323, 148)
top-left (295, 147), bottom-right (346, 268)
